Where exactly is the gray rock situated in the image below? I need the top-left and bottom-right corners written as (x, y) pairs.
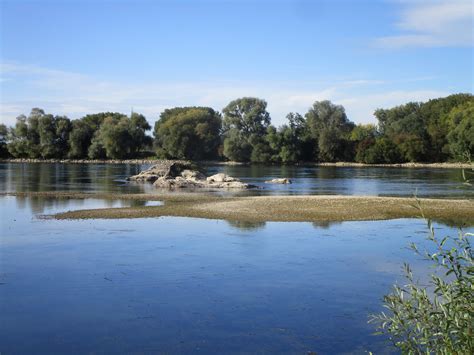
top-left (206, 173), bottom-right (238, 183)
top-left (127, 160), bottom-right (197, 182)
top-left (264, 178), bottom-right (292, 184)
top-left (129, 161), bottom-right (255, 189)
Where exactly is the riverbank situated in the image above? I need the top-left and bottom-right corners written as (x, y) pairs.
top-left (4, 192), bottom-right (473, 225)
top-left (0, 158), bottom-right (472, 169)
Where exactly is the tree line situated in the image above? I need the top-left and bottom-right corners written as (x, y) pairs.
top-left (0, 93), bottom-right (472, 163)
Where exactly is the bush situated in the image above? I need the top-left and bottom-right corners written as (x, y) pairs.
top-left (369, 215), bottom-right (474, 354)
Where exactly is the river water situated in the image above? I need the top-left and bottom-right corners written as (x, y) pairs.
top-left (1, 163), bottom-right (472, 354)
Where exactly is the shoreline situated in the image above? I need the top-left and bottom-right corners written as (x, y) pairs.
top-left (0, 158), bottom-right (471, 169)
top-left (4, 191), bottom-right (473, 225)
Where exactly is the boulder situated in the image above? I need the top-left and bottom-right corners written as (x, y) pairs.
top-left (127, 160), bottom-right (197, 182)
top-left (264, 178), bottom-right (292, 184)
top-left (128, 161), bottom-right (255, 189)
top-left (206, 173), bottom-right (238, 183)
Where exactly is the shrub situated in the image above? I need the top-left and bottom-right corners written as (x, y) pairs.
top-left (369, 214), bottom-right (474, 354)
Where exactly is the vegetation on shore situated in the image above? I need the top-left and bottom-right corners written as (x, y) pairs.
top-left (370, 222), bottom-right (473, 354)
top-left (5, 192), bottom-right (473, 225)
top-left (1, 93), bottom-right (472, 164)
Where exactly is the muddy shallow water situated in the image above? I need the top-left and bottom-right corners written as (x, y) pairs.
top-left (1, 163), bottom-right (472, 353)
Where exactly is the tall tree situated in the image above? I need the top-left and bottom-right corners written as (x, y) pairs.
top-left (446, 101), bottom-right (474, 160)
top-left (154, 107), bottom-right (221, 160)
top-left (222, 97), bottom-right (271, 162)
top-left (0, 123), bottom-right (9, 158)
top-left (305, 101), bottom-right (354, 162)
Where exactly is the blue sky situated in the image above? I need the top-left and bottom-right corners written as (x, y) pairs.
top-left (1, 0), bottom-right (472, 127)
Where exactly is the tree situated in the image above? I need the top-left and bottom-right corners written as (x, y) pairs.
top-left (420, 93), bottom-right (473, 161)
top-left (0, 123), bottom-right (9, 158)
top-left (154, 107), bottom-right (221, 160)
top-left (71, 112), bottom-right (127, 159)
top-left (222, 97), bottom-right (271, 162)
top-left (305, 101), bottom-right (354, 162)
top-left (266, 112), bottom-right (312, 163)
top-left (37, 114), bottom-right (72, 158)
top-left (223, 128), bottom-right (253, 162)
top-left (7, 108), bottom-right (44, 158)
top-left (89, 112), bottom-right (152, 159)
top-left (446, 101), bottom-right (474, 160)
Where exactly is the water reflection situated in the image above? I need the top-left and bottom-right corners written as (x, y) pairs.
top-left (226, 220), bottom-right (267, 231)
top-left (11, 195), bottom-right (162, 215)
top-left (312, 221), bottom-right (343, 229)
top-left (1, 162), bottom-right (472, 202)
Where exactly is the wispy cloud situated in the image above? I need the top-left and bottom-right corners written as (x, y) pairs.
top-left (375, 0), bottom-right (473, 48)
top-left (0, 62), bottom-right (449, 127)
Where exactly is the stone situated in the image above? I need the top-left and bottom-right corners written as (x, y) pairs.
top-left (129, 161), bottom-right (256, 189)
top-left (264, 178), bottom-right (292, 184)
top-left (127, 160), bottom-right (197, 182)
top-left (206, 173), bottom-right (237, 183)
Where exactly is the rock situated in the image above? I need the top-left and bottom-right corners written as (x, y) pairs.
top-left (181, 169), bottom-right (206, 181)
top-left (264, 178), bottom-right (292, 184)
top-left (127, 160), bottom-right (197, 182)
top-left (206, 173), bottom-right (238, 183)
top-left (129, 161), bottom-right (256, 189)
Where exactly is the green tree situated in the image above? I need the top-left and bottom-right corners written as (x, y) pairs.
top-left (305, 101), bottom-right (354, 162)
top-left (71, 112), bottom-right (127, 158)
top-left (420, 93), bottom-right (473, 161)
top-left (89, 112), bottom-right (152, 159)
top-left (154, 107), bottom-right (221, 160)
top-left (223, 128), bottom-right (252, 162)
top-left (7, 108), bottom-right (45, 158)
top-left (446, 101), bottom-right (474, 160)
top-left (37, 114), bottom-right (72, 158)
top-left (266, 112), bottom-right (312, 163)
top-left (222, 97), bottom-right (271, 162)
top-left (0, 123), bottom-right (9, 158)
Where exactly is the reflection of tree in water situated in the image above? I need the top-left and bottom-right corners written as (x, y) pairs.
top-left (312, 220), bottom-right (342, 229)
top-left (226, 220), bottom-right (266, 231)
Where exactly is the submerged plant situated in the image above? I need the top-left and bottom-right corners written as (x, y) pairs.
top-left (369, 207), bottom-right (474, 354)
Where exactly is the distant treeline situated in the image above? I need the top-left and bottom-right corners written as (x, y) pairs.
top-left (0, 93), bottom-right (472, 163)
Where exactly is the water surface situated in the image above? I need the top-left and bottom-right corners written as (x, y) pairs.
top-left (1, 163), bottom-right (472, 354)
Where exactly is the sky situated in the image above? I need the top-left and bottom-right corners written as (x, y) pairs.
top-left (0, 0), bottom-right (473, 127)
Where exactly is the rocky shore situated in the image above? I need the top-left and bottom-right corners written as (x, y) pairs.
top-left (127, 160), bottom-right (255, 189)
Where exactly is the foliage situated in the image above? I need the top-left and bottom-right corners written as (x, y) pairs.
top-left (446, 101), bottom-right (474, 160)
top-left (70, 112), bottom-right (137, 159)
top-left (374, 94), bottom-right (474, 162)
top-left (369, 216), bottom-right (474, 354)
top-left (305, 100), bottom-right (354, 162)
top-left (3, 93), bottom-right (473, 163)
top-left (222, 97), bottom-right (271, 162)
top-left (223, 128), bottom-right (252, 162)
top-left (154, 107), bottom-right (221, 160)
top-left (0, 123), bottom-right (10, 158)
top-left (89, 113), bottom-right (152, 159)
top-left (7, 108), bottom-right (72, 159)
top-left (266, 113), bottom-right (312, 163)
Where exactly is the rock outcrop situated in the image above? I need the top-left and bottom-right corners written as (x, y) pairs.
top-left (264, 178), bottom-right (292, 184)
top-left (127, 161), bottom-right (255, 189)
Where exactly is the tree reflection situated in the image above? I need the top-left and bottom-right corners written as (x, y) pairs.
top-left (226, 220), bottom-right (266, 231)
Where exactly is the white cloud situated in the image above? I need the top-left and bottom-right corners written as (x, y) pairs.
top-left (338, 89), bottom-right (449, 124)
top-left (0, 62), bottom-right (451, 127)
top-left (375, 0), bottom-right (473, 48)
